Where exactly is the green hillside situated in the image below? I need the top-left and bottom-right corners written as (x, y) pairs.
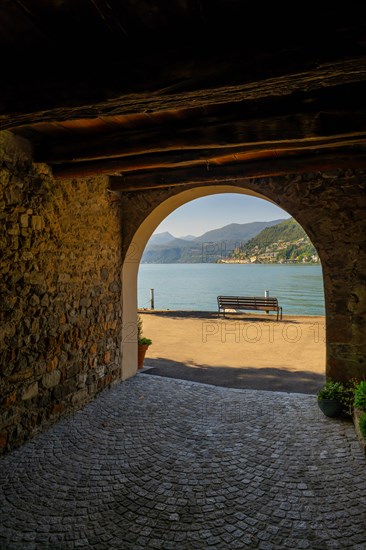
top-left (227, 218), bottom-right (319, 263)
top-left (248, 218), bottom-right (305, 246)
top-left (141, 219), bottom-right (286, 263)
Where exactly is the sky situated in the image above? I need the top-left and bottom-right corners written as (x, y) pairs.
top-left (153, 194), bottom-right (291, 237)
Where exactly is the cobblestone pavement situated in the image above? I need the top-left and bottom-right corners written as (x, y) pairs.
top-left (1, 374), bottom-right (365, 550)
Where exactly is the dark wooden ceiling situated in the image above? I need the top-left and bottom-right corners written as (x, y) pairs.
top-left (1, 1), bottom-right (366, 191)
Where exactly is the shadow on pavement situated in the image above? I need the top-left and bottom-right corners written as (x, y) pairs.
top-left (139, 310), bottom-right (301, 323)
top-left (143, 358), bottom-right (325, 394)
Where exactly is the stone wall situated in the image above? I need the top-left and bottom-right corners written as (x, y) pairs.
top-left (1, 126), bottom-right (364, 454)
top-left (0, 132), bottom-right (123, 454)
top-left (250, 171), bottom-right (365, 384)
top-left (120, 170), bottom-right (366, 384)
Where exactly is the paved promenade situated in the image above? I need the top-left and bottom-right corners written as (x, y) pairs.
top-left (139, 311), bottom-right (326, 394)
top-left (0, 374), bottom-right (365, 549)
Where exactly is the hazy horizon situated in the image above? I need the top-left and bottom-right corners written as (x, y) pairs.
top-left (152, 194), bottom-right (291, 238)
top-left (153, 218), bottom-right (288, 240)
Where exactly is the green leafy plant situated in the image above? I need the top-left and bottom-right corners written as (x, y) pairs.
top-left (340, 378), bottom-right (360, 416)
top-left (137, 314), bottom-right (152, 346)
top-left (354, 381), bottom-right (366, 411)
top-left (138, 337), bottom-right (152, 346)
top-left (359, 412), bottom-right (366, 439)
top-left (317, 379), bottom-right (345, 401)
top-left (137, 314), bottom-right (143, 340)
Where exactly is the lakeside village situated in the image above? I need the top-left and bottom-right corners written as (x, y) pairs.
top-left (217, 237), bottom-right (320, 264)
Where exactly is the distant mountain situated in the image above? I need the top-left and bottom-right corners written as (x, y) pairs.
top-left (149, 232), bottom-right (206, 245)
top-left (179, 235), bottom-right (196, 241)
top-left (247, 218), bottom-right (307, 247)
top-left (224, 218), bottom-right (319, 264)
top-left (193, 220), bottom-right (286, 244)
top-left (148, 232), bottom-right (176, 246)
top-left (141, 219), bottom-right (287, 263)
top-left (142, 236), bottom-right (198, 263)
top-left (141, 236), bottom-right (202, 263)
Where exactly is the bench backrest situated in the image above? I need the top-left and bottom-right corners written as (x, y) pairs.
top-left (217, 296), bottom-right (279, 308)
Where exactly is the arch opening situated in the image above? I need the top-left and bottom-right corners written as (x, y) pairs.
top-left (121, 185), bottom-right (326, 386)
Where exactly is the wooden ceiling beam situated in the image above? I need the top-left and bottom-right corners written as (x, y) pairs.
top-left (51, 135), bottom-right (366, 179)
top-left (108, 150), bottom-right (366, 192)
top-left (2, 57), bottom-right (365, 131)
top-left (38, 108), bottom-right (366, 165)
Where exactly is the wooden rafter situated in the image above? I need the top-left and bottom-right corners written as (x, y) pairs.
top-left (2, 57), bottom-right (366, 131)
top-left (108, 150), bottom-right (366, 192)
top-left (51, 135), bottom-right (366, 179)
top-left (38, 106), bottom-right (366, 165)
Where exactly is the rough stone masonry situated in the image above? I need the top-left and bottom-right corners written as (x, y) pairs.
top-left (1, 126), bottom-right (366, 455)
top-left (119, 168), bottom-right (366, 386)
top-left (0, 131), bottom-right (123, 454)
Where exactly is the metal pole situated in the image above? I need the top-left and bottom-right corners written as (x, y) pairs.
top-left (264, 290), bottom-right (269, 313)
top-left (150, 288), bottom-right (155, 310)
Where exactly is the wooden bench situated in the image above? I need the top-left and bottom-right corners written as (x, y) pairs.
top-left (217, 295), bottom-right (283, 321)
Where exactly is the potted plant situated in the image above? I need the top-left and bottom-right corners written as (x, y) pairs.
top-left (137, 314), bottom-right (152, 369)
top-left (339, 377), bottom-right (360, 417)
top-left (316, 379), bottom-right (345, 417)
top-left (353, 380), bottom-right (366, 452)
top-left (358, 413), bottom-right (366, 440)
top-left (354, 380), bottom-right (366, 411)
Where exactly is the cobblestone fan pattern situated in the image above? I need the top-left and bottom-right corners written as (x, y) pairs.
top-left (0, 375), bottom-right (365, 550)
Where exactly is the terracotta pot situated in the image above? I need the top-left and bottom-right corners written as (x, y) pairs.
top-left (138, 344), bottom-right (150, 369)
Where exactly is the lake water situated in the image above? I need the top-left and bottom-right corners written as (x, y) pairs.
top-left (138, 264), bottom-right (325, 316)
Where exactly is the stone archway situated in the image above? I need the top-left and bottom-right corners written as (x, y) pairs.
top-left (120, 189), bottom-right (287, 380)
top-left (120, 170), bottom-right (365, 383)
top-left (121, 184), bottom-right (325, 382)
top-left (121, 186), bottom-right (270, 379)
